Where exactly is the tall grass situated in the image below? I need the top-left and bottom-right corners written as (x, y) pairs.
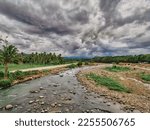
top-left (86, 73), bottom-right (130, 93)
top-left (105, 65), bottom-right (130, 72)
top-left (140, 73), bottom-right (150, 82)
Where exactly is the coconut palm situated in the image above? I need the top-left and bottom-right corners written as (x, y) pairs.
top-left (0, 39), bottom-right (18, 79)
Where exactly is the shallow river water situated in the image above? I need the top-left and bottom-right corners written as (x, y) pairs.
top-left (0, 66), bottom-right (124, 113)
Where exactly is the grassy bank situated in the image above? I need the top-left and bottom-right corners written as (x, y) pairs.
top-left (0, 63), bottom-right (71, 89)
top-left (0, 64), bottom-right (50, 72)
top-left (86, 73), bottom-right (130, 93)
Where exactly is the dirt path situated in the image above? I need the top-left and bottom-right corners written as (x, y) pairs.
top-left (11, 64), bottom-right (71, 72)
top-left (0, 65), bottom-right (125, 113)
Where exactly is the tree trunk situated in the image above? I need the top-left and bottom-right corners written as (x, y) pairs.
top-left (4, 63), bottom-right (8, 79)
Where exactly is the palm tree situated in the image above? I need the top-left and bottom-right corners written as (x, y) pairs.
top-left (0, 39), bottom-right (18, 79)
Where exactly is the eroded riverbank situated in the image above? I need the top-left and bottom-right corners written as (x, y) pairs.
top-left (77, 65), bottom-right (150, 112)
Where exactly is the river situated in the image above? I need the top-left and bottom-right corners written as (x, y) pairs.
top-left (0, 66), bottom-right (124, 113)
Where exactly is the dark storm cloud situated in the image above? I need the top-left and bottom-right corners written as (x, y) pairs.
top-left (0, 1), bottom-right (37, 26)
top-left (0, 0), bottom-right (150, 56)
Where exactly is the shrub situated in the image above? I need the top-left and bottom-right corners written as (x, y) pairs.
top-left (11, 71), bottom-right (25, 80)
top-left (0, 79), bottom-right (11, 89)
top-left (84, 61), bottom-right (89, 65)
top-left (24, 70), bottom-right (39, 75)
top-left (0, 71), bottom-right (4, 79)
top-left (77, 61), bottom-right (83, 67)
top-left (68, 64), bottom-right (78, 69)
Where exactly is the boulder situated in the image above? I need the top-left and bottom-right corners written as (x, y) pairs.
top-left (5, 104), bottom-right (13, 110)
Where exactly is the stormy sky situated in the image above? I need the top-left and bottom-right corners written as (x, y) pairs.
top-left (0, 0), bottom-right (150, 57)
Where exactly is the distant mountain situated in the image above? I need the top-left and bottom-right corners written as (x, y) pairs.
top-left (64, 56), bottom-right (92, 60)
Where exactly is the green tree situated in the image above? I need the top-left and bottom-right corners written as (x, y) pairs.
top-left (0, 38), bottom-right (18, 79)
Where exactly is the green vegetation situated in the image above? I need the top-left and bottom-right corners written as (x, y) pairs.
top-left (86, 73), bottom-right (130, 93)
top-left (68, 64), bottom-right (78, 69)
top-left (105, 65), bottom-right (130, 72)
top-left (9, 71), bottom-right (26, 80)
top-left (67, 61), bottom-right (83, 69)
top-left (0, 79), bottom-right (11, 89)
top-left (20, 52), bottom-right (64, 65)
top-left (8, 70), bottom-right (40, 81)
top-left (0, 71), bottom-right (4, 78)
top-left (140, 73), bottom-right (150, 82)
top-left (0, 38), bottom-right (19, 79)
top-left (84, 61), bottom-right (90, 65)
top-left (0, 64), bottom-right (49, 72)
top-left (92, 54), bottom-right (150, 63)
top-left (77, 61), bottom-right (83, 67)
top-left (0, 69), bottom-right (49, 89)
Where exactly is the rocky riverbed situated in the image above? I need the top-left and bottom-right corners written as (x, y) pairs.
top-left (0, 66), bottom-right (125, 113)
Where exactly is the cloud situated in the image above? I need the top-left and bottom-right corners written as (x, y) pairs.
top-left (0, 0), bottom-right (150, 57)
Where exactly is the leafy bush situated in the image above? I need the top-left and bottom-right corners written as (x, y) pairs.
top-left (0, 79), bottom-right (11, 89)
top-left (68, 64), bottom-right (78, 69)
top-left (8, 70), bottom-right (40, 81)
top-left (0, 71), bottom-right (4, 79)
top-left (84, 61), bottom-right (89, 65)
top-left (24, 70), bottom-right (38, 76)
top-left (10, 71), bottom-right (25, 80)
top-left (77, 61), bottom-right (83, 67)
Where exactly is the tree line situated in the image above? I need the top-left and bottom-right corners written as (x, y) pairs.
top-left (17, 52), bottom-right (64, 65)
top-left (0, 37), bottom-right (64, 79)
top-left (92, 54), bottom-right (150, 63)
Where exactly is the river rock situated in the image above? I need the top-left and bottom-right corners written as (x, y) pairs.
top-left (40, 87), bottom-right (44, 90)
top-left (51, 103), bottom-right (56, 107)
top-left (103, 101), bottom-right (107, 103)
top-left (107, 104), bottom-right (111, 106)
top-left (35, 99), bottom-right (40, 102)
top-left (41, 110), bottom-right (45, 113)
top-left (30, 90), bottom-right (39, 93)
top-left (44, 109), bottom-right (48, 113)
top-left (54, 102), bottom-right (58, 105)
top-left (53, 92), bottom-right (57, 95)
top-left (133, 110), bottom-right (140, 113)
top-left (86, 110), bottom-right (90, 113)
top-left (29, 101), bottom-right (34, 104)
top-left (5, 104), bottom-right (13, 110)
top-left (58, 104), bottom-right (62, 107)
top-left (53, 84), bottom-right (58, 87)
top-left (27, 109), bottom-right (31, 112)
top-left (70, 91), bottom-right (76, 95)
top-left (59, 74), bottom-right (63, 77)
top-left (66, 97), bottom-right (72, 101)
top-left (39, 96), bottom-right (44, 99)
top-left (40, 102), bottom-right (45, 105)
top-left (70, 90), bottom-right (73, 93)
top-left (14, 105), bottom-right (18, 108)
top-left (65, 108), bottom-right (69, 112)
